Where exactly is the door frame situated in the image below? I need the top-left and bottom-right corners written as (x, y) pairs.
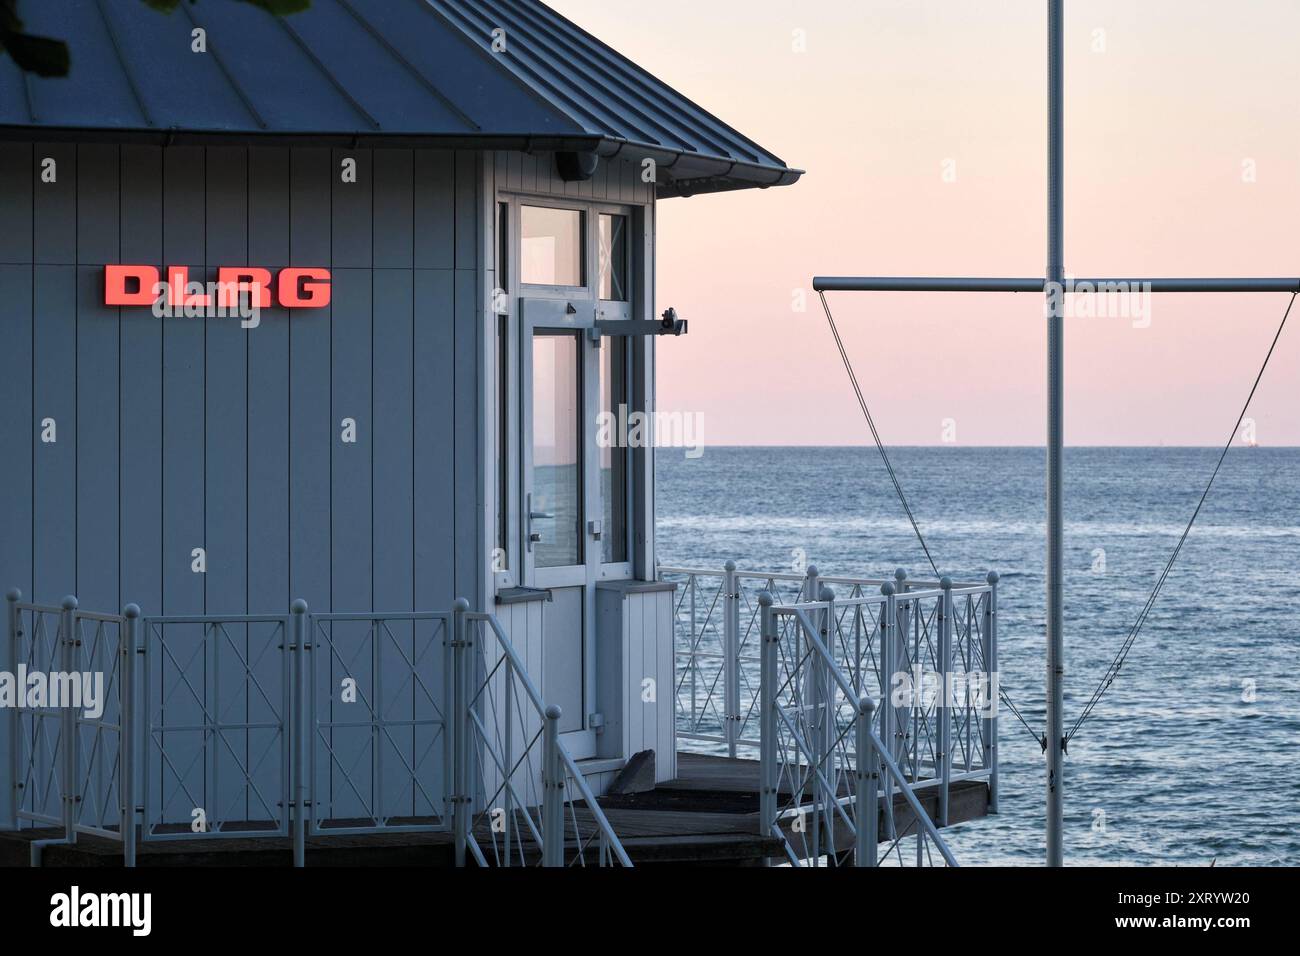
top-left (492, 191), bottom-right (649, 759)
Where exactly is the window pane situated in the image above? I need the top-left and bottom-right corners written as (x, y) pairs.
top-left (522, 206), bottom-right (583, 287)
top-left (599, 337), bottom-right (629, 564)
top-left (532, 332), bottom-right (583, 568)
top-left (497, 201), bottom-right (509, 291)
top-left (494, 203), bottom-right (510, 572)
top-left (495, 315), bottom-right (509, 570)
top-left (598, 214), bottom-right (628, 301)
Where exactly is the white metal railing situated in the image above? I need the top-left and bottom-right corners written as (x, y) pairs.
top-left (663, 562), bottom-right (999, 862)
top-left (458, 605), bottom-right (631, 867)
top-left (759, 593), bottom-right (958, 867)
top-left (5, 590), bottom-right (628, 868)
top-left (6, 595), bottom-right (137, 866)
top-left (140, 611), bottom-right (295, 845)
top-left (307, 611), bottom-right (451, 837)
top-left (662, 564), bottom-right (999, 800)
top-left (660, 563), bottom-right (813, 754)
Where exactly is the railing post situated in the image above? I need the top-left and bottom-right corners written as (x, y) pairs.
top-left (800, 565), bottom-right (822, 854)
top-left (757, 592), bottom-right (776, 840)
top-left (892, 569), bottom-right (909, 769)
top-left (59, 596), bottom-right (78, 845)
top-left (984, 571), bottom-right (1000, 814)
top-left (803, 564), bottom-right (820, 604)
top-left (503, 656), bottom-right (515, 866)
top-left (290, 599), bottom-right (308, 868)
top-left (817, 584), bottom-right (837, 860)
top-left (880, 581), bottom-right (897, 836)
top-left (4, 589), bottom-right (19, 831)
top-left (541, 704), bottom-right (564, 868)
top-left (451, 598), bottom-right (470, 867)
top-left (855, 697), bottom-right (878, 867)
top-left (938, 578), bottom-right (953, 827)
top-left (121, 604), bottom-right (139, 868)
top-left (723, 560), bottom-right (739, 759)
top-left (688, 573), bottom-right (697, 733)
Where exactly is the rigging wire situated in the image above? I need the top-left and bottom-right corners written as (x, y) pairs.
top-left (818, 291), bottom-right (1044, 745)
top-left (818, 285), bottom-right (1295, 752)
top-left (1066, 290), bottom-right (1297, 742)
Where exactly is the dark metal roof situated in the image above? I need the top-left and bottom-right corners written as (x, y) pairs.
top-left (0, 0), bottom-right (801, 197)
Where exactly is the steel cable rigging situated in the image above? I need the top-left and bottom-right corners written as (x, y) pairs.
top-left (817, 289), bottom-right (1296, 750)
top-left (818, 291), bottom-right (1043, 746)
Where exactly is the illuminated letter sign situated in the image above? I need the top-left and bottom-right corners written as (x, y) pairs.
top-left (217, 268), bottom-right (274, 309)
top-left (104, 265), bottom-right (331, 309)
top-left (277, 268), bottom-right (332, 309)
top-left (104, 264), bottom-right (160, 306)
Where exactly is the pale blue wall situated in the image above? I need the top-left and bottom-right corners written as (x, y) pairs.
top-left (0, 142), bottom-right (484, 829)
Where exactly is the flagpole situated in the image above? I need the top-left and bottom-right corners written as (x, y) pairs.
top-left (1045, 0), bottom-right (1067, 868)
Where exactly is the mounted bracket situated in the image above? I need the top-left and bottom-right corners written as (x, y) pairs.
top-left (591, 307), bottom-right (688, 342)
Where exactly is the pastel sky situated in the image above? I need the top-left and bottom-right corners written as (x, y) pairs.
top-left (550, 0), bottom-right (1300, 446)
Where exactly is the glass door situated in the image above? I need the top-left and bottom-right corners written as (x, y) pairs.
top-left (522, 307), bottom-right (600, 758)
top-left (518, 201), bottom-right (600, 758)
top-left (513, 199), bottom-right (637, 760)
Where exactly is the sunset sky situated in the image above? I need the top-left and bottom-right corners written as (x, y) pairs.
top-left (551, 0), bottom-right (1300, 446)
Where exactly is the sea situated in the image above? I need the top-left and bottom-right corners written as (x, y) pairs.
top-left (656, 446), bottom-right (1300, 866)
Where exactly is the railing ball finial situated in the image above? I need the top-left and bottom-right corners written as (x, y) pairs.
top-left (452, 597), bottom-right (471, 613)
top-left (123, 603), bottom-right (141, 619)
top-left (805, 564), bottom-right (818, 578)
top-left (5, 587), bottom-right (21, 602)
top-left (939, 576), bottom-right (953, 591)
top-left (544, 704), bottom-right (563, 721)
top-left (724, 559), bottom-right (736, 572)
top-left (757, 590), bottom-right (773, 608)
top-left (819, 585), bottom-right (835, 602)
top-left (61, 594), bottom-right (78, 611)
top-left (986, 570), bottom-right (1000, 585)
top-left (880, 581), bottom-right (895, 597)
top-left (894, 568), bottom-right (908, 583)
top-left (291, 598), bottom-right (309, 615)
top-left (858, 696), bottom-right (876, 716)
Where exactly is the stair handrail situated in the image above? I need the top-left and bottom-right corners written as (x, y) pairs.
top-left (459, 607), bottom-right (632, 867)
top-left (790, 606), bottom-right (959, 866)
top-left (761, 592), bottom-right (959, 866)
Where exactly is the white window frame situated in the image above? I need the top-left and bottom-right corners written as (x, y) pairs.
top-left (493, 193), bottom-right (647, 593)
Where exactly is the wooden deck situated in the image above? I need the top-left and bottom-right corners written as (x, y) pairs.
top-left (0, 753), bottom-right (990, 867)
top-left (600, 753), bottom-right (990, 863)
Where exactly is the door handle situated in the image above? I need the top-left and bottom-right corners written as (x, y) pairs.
top-left (526, 493), bottom-right (554, 552)
top-left (528, 511), bottom-right (554, 545)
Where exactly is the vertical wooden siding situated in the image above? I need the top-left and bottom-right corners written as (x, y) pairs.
top-left (0, 139), bottom-right (481, 615)
top-left (0, 141), bottom-right (482, 827)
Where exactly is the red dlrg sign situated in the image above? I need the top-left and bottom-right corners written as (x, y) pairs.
top-left (104, 265), bottom-right (332, 309)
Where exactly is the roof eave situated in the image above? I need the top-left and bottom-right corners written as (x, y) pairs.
top-left (0, 125), bottom-right (801, 196)
top-left (591, 136), bottom-right (802, 198)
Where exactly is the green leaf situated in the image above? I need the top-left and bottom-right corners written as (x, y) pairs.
top-left (2, 32), bottom-right (70, 77)
top-left (240, 0), bottom-right (312, 13)
top-left (0, 0), bottom-right (312, 79)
